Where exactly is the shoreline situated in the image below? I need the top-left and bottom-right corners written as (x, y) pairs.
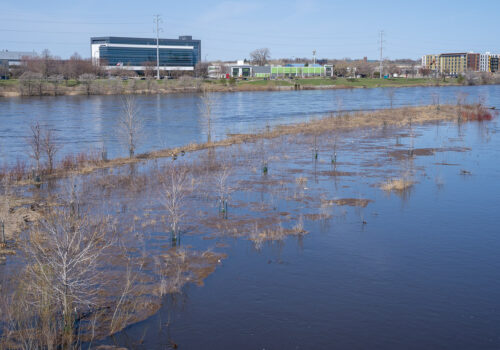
top-left (0, 78), bottom-right (477, 98)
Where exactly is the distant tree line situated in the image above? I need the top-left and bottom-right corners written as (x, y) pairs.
top-left (10, 49), bottom-right (104, 80)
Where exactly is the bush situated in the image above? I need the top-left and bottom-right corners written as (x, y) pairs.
top-left (461, 104), bottom-right (494, 121)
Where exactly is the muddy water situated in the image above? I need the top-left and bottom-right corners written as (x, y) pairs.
top-left (1, 84), bottom-right (499, 165)
top-left (59, 115), bottom-right (500, 349)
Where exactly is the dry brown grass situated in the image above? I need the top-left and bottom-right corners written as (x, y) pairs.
top-left (381, 178), bottom-right (414, 192)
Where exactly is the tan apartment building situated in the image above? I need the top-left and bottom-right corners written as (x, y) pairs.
top-left (439, 53), bottom-right (467, 74)
top-left (422, 52), bottom-right (485, 75)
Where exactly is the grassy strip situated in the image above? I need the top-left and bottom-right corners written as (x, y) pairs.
top-left (0, 77), bottom-right (466, 97)
top-left (239, 77), bottom-right (460, 88)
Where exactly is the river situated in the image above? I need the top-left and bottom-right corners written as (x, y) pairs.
top-left (1, 85), bottom-right (499, 165)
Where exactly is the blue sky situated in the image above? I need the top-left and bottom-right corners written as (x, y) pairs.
top-left (1, 0), bottom-right (499, 61)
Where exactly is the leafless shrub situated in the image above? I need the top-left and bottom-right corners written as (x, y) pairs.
top-left (78, 73), bottom-right (96, 95)
top-left (178, 75), bottom-right (194, 89)
top-left (295, 176), bottom-right (307, 185)
top-left (108, 79), bottom-right (123, 94)
top-left (27, 121), bottom-right (43, 173)
top-left (19, 71), bottom-right (44, 96)
top-left (0, 180), bottom-right (10, 245)
top-left (381, 177), bottom-right (414, 192)
top-left (48, 74), bottom-right (64, 95)
top-left (9, 158), bottom-right (28, 181)
top-left (117, 96), bottom-right (143, 158)
top-left (480, 72), bottom-right (492, 85)
top-left (109, 257), bottom-right (141, 334)
top-left (42, 127), bottom-right (59, 173)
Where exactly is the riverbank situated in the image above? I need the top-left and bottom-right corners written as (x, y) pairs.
top-left (0, 76), bottom-right (485, 98)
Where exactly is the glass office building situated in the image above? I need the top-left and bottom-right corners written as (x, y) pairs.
top-left (90, 36), bottom-right (201, 71)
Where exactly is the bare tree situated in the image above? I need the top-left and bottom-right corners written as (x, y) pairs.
top-left (117, 96), bottom-right (143, 158)
top-left (161, 164), bottom-right (191, 243)
top-left (213, 162), bottom-right (232, 218)
top-left (40, 49), bottom-right (54, 78)
top-left (42, 127), bottom-right (59, 173)
top-left (250, 48), bottom-right (271, 66)
top-left (48, 74), bottom-right (64, 95)
top-left (333, 61), bottom-right (349, 77)
top-left (143, 61), bottom-right (157, 93)
top-left (354, 60), bottom-right (374, 77)
top-left (78, 73), bottom-right (96, 95)
top-left (19, 71), bottom-right (44, 96)
top-left (22, 189), bottom-right (113, 347)
top-left (419, 67), bottom-right (431, 77)
top-left (194, 61), bottom-right (210, 78)
top-left (198, 87), bottom-right (217, 143)
top-left (27, 121), bottom-right (43, 173)
top-left (388, 64), bottom-right (401, 77)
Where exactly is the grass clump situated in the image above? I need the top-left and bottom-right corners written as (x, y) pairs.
top-left (381, 178), bottom-right (414, 192)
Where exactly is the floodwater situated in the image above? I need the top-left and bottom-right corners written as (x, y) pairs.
top-left (75, 114), bottom-right (499, 349)
top-left (1, 87), bottom-right (500, 349)
top-left (1, 84), bottom-right (499, 165)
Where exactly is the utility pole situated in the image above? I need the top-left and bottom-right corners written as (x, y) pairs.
top-left (313, 50), bottom-right (316, 65)
top-left (154, 14), bottom-right (162, 80)
top-left (379, 30), bottom-right (385, 79)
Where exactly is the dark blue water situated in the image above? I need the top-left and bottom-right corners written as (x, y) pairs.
top-left (1, 85), bottom-right (499, 165)
top-left (85, 116), bottom-right (500, 349)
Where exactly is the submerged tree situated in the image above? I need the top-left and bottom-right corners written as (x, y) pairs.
top-left (117, 96), bottom-right (143, 158)
top-left (161, 164), bottom-right (191, 244)
top-left (198, 87), bottom-right (217, 143)
top-left (214, 160), bottom-right (232, 218)
top-left (42, 127), bottom-right (59, 173)
top-left (27, 121), bottom-right (43, 173)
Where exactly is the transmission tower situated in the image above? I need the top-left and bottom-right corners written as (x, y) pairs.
top-left (379, 30), bottom-right (385, 79)
top-left (154, 14), bottom-right (163, 80)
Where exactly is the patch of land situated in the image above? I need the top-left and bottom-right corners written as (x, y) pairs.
top-left (0, 76), bottom-right (479, 98)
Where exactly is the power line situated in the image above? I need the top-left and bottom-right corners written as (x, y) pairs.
top-left (0, 17), bottom-right (146, 25)
top-left (0, 28), bottom-right (153, 35)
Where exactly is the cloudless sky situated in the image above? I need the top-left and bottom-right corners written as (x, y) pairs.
top-left (1, 0), bottom-right (499, 61)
